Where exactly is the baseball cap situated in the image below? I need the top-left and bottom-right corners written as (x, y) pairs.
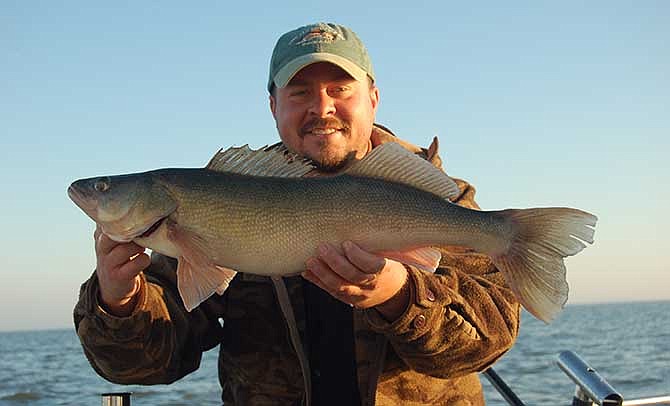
top-left (268, 22), bottom-right (375, 92)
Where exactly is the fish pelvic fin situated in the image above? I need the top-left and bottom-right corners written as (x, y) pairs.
top-left (492, 208), bottom-right (597, 323)
top-left (167, 220), bottom-right (237, 311)
top-left (343, 142), bottom-right (460, 201)
top-left (205, 144), bottom-right (315, 178)
top-left (378, 247), bottom-right (442, 273)
top-left (177, 258), bottom-right (237, 312)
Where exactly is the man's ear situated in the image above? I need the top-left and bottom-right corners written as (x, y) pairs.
top-left (370, 86), bottom-right (380, 113)
top-left (269, 94), bottom-right (277, 120)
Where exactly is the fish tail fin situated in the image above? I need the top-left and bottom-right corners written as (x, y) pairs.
top-left (491, 208), bottom-right (597, 323)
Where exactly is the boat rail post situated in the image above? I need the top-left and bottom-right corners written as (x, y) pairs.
top-left (556, 351), bottom-right (623, 406)
top-left (482, 367), bottom-right (527, 406)
top-left (101, 392), bottom-right (131, 406)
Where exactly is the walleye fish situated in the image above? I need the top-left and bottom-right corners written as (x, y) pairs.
top-left (68, 142), bottom-right (597, 322)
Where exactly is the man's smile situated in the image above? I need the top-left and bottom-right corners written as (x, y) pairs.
top-left (300, 117), bottom-right (349, 139)
top-left (309, 127), bottom-right (338, 135)
top-left (303, 127), bottom-right (346, 139)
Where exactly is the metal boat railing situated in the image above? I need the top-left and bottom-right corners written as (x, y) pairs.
top-left (100, 350), bottom-right (668, 405)
top-left (483, 350), bottom-right (670, 406)
top-left (556, 351), bottom-right (670, 406)
top-left (556, 350), bottom-right (623, 405)
top-left (101, 392), bottom-right (131, 406)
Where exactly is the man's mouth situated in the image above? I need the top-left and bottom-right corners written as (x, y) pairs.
top-left (301, 118), bottom-right (348, 138)
top-left (307, 127), bottom-right (340, 136)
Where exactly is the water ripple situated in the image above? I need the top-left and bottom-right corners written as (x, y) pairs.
top-left (0, 302), bottom-right (668, 405)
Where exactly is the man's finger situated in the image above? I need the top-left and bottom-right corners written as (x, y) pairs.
top-left (105, 243), bottom-right (146, 270)
top-left (117, 252), bottom-right (151, 280)
top-left (342, 241), bottom-right (386, 274)
top-left (306, 257), bottom-right (348, 289)
top-left (305, 257), bottom-right (363, 300)
top-left (302, 269), bottom-right (330, 292)
top-left (96, 231), bottom-right (121, 255)
top-left (315, 244), bottom-right (373, 284)
top-left (303, 268), bottom-right (363, 306)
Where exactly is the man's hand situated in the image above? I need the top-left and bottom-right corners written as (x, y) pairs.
top-left (302, 241), bottom-right (410, 321)
top-left (94, 226), bottom-right (150, 317)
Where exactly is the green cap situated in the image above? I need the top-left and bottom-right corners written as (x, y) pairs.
top-left (268, 22), bottom-right (375, 92)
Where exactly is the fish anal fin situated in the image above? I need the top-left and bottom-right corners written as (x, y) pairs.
top-left (343, 142), bottom-right (460, 202)
top-left (378, 247), bottom-right (442, 273)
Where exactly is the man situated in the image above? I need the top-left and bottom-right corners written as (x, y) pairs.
top-left (74, 22), bottom-right (520, 405)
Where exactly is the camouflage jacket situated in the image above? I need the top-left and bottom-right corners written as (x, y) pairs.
top-left (74, 125), bottom-right (521, 406)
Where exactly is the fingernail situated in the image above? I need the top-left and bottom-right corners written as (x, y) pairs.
top-left (318, 244), bottom-right (329, 255)
top-left (342, 241), bottom-right (353, 250)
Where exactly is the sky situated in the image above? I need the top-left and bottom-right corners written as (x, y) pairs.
top-left (1, 2), bottom-right (668, 332)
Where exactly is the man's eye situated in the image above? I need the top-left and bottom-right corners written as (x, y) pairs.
top-left (328, 86), bottom-right (352, 97)
top-left (290, 90), bottom-right (308, 97)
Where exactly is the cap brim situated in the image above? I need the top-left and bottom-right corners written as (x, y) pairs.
top-left (273, 53), bottom-right (369, 88)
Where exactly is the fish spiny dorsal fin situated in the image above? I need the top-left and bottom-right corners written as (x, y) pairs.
top-left (205, 144), bottom-right (315, 178)
top-left (344, 142), bottom-right (460, 201)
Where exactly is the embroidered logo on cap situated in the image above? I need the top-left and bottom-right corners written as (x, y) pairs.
top-left (291, 24), bottom-right (343, 46)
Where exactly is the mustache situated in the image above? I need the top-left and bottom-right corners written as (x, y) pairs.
top-left (300, 118), bottom-right (349, 135)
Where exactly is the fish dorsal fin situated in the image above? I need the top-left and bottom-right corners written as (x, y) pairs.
top-left (344, 142), bottom-right (460, 201)
top-left (205, 144), bottom-right (315, 178)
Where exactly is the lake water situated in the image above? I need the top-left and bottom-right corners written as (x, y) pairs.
top-left (1, 301), bottom-right (668, 405)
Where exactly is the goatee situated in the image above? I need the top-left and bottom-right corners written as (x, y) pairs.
top-left (300, 117), bottom-right (353, 172)
top-left (313, 149), bottom-right (357, 173)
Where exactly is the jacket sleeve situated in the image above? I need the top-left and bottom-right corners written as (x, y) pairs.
top-left (363, 178), bottom-right (521, 378)
top-left (73, 253), bottom-right (225, 385)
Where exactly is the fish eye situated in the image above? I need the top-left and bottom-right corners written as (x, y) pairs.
top-left (93, 178), bottom-right (110, 193)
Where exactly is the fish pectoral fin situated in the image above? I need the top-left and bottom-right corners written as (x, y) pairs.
top-left (378, 247), bottom-right (442, 273)
top-left (166, 221), bottom-right (237, 311)
top-left (177, 258), bottom-right (238, 312)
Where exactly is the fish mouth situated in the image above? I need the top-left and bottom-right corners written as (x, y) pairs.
top-left (67, 184), bottom-right (96, 212)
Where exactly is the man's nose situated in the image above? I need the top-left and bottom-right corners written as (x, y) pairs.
top-left (308, 90), bottom-right (336, 117)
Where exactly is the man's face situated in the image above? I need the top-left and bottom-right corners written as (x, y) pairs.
top-left (270, 62), bottom-right (379, 172)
